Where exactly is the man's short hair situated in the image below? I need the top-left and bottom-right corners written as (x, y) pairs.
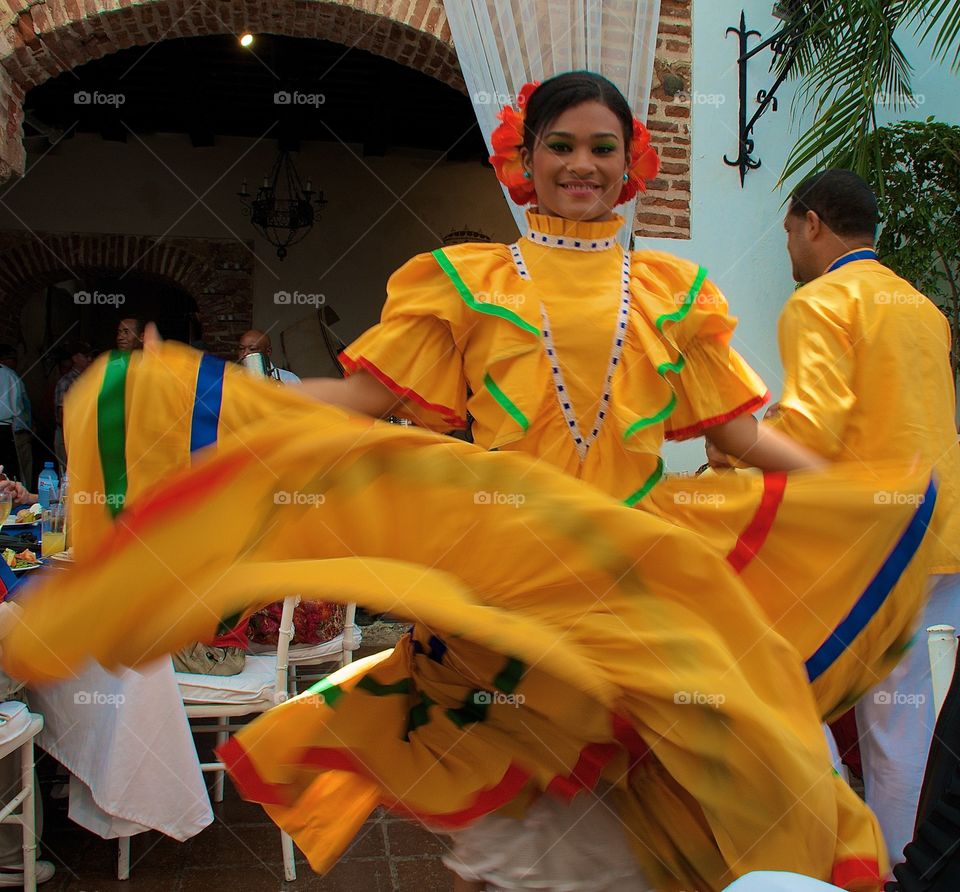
top-left (788, 169), bottom-right (879, 239)
top-left (64, 340), bottom-right (92, 357)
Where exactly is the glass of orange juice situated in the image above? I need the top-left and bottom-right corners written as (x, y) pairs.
top-left (0, 491), bottom-right (10, 527)
top-left (43, 505), bottom-right (66, 556)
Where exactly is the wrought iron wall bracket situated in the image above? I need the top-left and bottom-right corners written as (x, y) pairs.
top-left (723, 10), bottom-right (794, 186)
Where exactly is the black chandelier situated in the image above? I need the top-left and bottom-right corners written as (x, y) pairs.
top-left (238, 151), bottom-right (327, 259)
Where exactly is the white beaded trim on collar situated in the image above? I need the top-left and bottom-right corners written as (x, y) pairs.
top-left (525, 229), bottom-right (617, 251)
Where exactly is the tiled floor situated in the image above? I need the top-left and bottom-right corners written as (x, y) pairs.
top-left (35, 636), bottom-right (455, 891)
top-left (40, 787), bottom-right (454, 891)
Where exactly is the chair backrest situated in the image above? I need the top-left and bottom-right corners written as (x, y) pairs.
top-left (274, 595), bottom-right (299, 702)
top-left (928, 624), bottom-right (958, 718)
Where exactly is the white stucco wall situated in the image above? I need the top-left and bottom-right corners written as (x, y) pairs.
top-left (654, 0), bottom-right (959, 472)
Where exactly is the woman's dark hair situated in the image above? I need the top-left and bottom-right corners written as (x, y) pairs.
top-left (522, 71), bottom-right (633, 155)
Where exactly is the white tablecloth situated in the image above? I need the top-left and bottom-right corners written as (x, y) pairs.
top-left (29, 658), bottom-right (213, 841)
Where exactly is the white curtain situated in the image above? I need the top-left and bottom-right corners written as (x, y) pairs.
top-left (444, 0), bottom-right (663, 242)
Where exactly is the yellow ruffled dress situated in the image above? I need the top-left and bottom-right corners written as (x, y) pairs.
top-left (342, 212), bottom-right (769, 503)
top-left (1, 342), bottom-right (939, 892)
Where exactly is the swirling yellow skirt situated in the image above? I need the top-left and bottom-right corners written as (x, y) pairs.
top-left (3, 345), bottom-right (937, 891)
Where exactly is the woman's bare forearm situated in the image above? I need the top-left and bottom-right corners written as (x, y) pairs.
top-left (294, 370), bottom-right (399, 418)
top-left (704, 413), bottom-right (827, 471)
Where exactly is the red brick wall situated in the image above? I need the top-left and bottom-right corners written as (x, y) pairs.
top-left (638, 0), bottom-right (692, 240)
top-left (0, 0), bottom-right (693, 235)
top-left (0, 0), bottom-right (460, 178)
top-left (0, 231), bottom-right (255, 357)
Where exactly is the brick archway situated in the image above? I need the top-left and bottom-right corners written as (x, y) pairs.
top-left (0, 231), bottom-right (255, 355)
top-left (0, 0), bottom-right (459, 179)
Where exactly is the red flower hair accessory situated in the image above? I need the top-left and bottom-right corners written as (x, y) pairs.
top-left (489, 81), bottom-right (540, 205)
top-left (489, 80), bottom-right (661, 207)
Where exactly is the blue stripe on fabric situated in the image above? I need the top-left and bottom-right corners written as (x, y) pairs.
top-left (827, 249), bottom-right (878, 272)
top-left (806, 477), bottom-right (937, 682)
top-left (190, 354), bottom-right (226, 454)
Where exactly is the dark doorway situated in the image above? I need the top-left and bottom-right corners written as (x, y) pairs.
top-left (46, 273), bottom-right (199, 355)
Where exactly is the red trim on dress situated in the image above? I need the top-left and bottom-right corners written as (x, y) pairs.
top-left (207, 617), bottom-right (251, 650)
top-left (389, 763), bottom-right (532, 829)
top-left (831, 856), bottom-right (883, 889)
top-left (546, 741), bottom-right (620, 800)
top-left (665, 391), bottom-right (770, 441)
top-left (217, 736), bottom-right (289, 806)
top-left (612, 713), bottom-right (651, 779)
top-left (726, 472), bottom-right (788, 574)
top-left (339, 352), bottom-right (467, 428)
top-left (221, 733), bottom-right (532, 830)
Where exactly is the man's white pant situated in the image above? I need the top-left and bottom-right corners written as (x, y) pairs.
top-left (855, 572), bottom-right (960, 862)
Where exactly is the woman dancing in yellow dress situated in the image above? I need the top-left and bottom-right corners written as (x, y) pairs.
top-left (2, 73), bottom-right (942, 891)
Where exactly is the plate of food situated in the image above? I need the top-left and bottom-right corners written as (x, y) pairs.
top-left (3, 506), bottom-right (42, 527)
top-left (3, 547), bottom-right (42, 573)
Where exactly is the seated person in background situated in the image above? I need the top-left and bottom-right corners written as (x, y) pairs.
top-left (238, 330), bottom-right (301, 384)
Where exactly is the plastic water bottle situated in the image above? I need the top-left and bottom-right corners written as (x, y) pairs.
top-left (37, 462), bottom-right (59, 511)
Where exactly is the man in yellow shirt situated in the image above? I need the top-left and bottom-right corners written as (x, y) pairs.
top-left (762, 168), bottom-right (960, 864)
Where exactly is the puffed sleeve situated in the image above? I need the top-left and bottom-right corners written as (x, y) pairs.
top-left (341, 252), bottom-right (468, 432)
top-left (765, 290), bottom-right (856, 459)
top-left (631, 252), bottom-right (769, 441)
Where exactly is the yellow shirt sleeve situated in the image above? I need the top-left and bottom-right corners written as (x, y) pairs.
top-left (342, 252), bottom-right (468, 432)
top-left (768, 292), bottom-right (856, 459)
top-left (631, 252), bottom-right (769, 440)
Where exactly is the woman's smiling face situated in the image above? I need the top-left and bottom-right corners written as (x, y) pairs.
top-left (521, 100), bottom-right (629, 223)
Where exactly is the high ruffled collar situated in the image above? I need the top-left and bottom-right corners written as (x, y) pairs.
top-left (524, 211), bottom-right (624, 251)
